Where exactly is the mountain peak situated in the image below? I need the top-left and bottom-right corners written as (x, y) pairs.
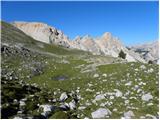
top-left (102, 32), bottom-right (112, 40)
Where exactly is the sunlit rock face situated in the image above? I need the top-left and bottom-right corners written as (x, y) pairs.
top-left (12, 22), bottom-right (71, 48)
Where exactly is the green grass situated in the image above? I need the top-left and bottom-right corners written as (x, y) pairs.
top-left (1, 21), bottom-right (159, 119)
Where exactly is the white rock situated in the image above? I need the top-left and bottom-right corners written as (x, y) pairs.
top-left (148, 68), bottom-right (154, 73)
top-left (124, 110), bottom-right (135, 119)
top-left (140, 116), bottom-right (145, 119)
top-left (88, 83), bottom-right (93, 87)
top-left (19, 101), bottom-right (26, 106)
top-left (147, 103), bottom-right (153, 106)
top-left (125, 100), bottom-right (129, 104)
top-left (110, 96), bottom-right (114, 100)
top-left (13, 99), bottom-right (18, 103)
top-left (60, 92), bottom-right (68, 101)
top-left (85, 102), bottom-right (92, 106)
top-left (134, 69), bottom-right (138, 71)
top-left (86, 88), bottom-right (94, 92)
top-left (95, 94), bottom-right (105, 101)
top-left (84, 117), bottom-right (90, 119)
top-left (40, 104), bottom-right (54, 117)
top-left (146, 114), bottom-right (157, 119)
top-left (17, 110), bottom-right (23, 114)
top-left (91, 108), bottom-right (111, 119)
top-left (69, 100), bottom-right (76, 110)
top-left (114, 89), bottom-right (123, 97)
top-left (140, 65), bottom-right (146, 69)
top-left (40, 104), bottom-right (54, 113)
top-left (100, 103), bottom-right (106, 107)
top-left (52, 99), bottom-right (57, 102)
top-left (137, 89), bottom-right (142, 93)
top-left (93, 74), bottom-right (99, 78)
top-left (125, 81), bottom-right (132, 86)
top-left (77, 87), bottom-right (80, 89)
top-left (78, 106), bottom-right (86, 110)
top-left (102, 73), bottom-right (107, 77)
top-left (14, 117), bottom-right (23, 119)
top-left (134, 85), bottom-right (139, 89)
top-left (59, 103), bottom-right (69, 110)
top-left (76, 89), bottom-right (80, 93)
top-left (102, 79), bottom-right (107, 82)
top-left (142, 93), bottom-right (153, 101)
top-left (113, 108), bottom-right (118, 112)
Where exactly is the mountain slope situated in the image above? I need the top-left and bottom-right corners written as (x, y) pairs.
top-left (130, 41), bottom-right (159, 63)
top-left (1, 21), bottom-right (158, 119)
top-left (12, 21), bottom-right (145, 62)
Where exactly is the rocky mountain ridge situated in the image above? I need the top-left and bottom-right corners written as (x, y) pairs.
top-left (13, 21), bottom-right (157, 63)
top-left (130, 41), bottom-right (159, 63)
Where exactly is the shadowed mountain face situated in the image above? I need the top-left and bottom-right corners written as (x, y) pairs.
top-left (13, 21), bottom-right (146, 62)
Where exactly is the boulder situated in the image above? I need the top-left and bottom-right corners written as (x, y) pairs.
top-left (93, 74), bottom-right (99, 78)
top-left (95, 94), bottom-right (105, 101)
top-left (114, 89), bottom-right (123, 97)
top-left (60, 92), bottom-right (68, 101)
top-left (142, 93), bottom-right (153, 101)
top-left (124, 110), bottom-right (135, 119)
top-left (69, 100), bottom-right (76, 110)
top-left (91, 108), bottom-right (111, 119)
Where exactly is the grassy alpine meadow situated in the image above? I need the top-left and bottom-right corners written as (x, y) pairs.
top-left (1, 22), bottom-right (159, 119)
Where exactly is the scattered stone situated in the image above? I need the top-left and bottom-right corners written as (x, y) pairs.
top-left (40, 104), bottom-right (55, 117)
top-left (140, 116), bottom-right (145, 119)
top-left (142, 93), bottom-right (153, 102)
top-left (19, 101), bottom-right (26, 106)
top-left (125, 100), bottom-right (129, 104)
top-left (69, 100), bottom-right (76, 110)
top-left (60, 92), bottom-right (68, 101)
top-left (78, 106), bottom-right (86, 110)
top-left (148, 68), bottom-right (154, 73)
top-left (93, 74), bottom-right (99, 78)
top-left (113, 108), bottom-right (118, 112)
top-left (140, 65), bottom-right (146, 69)
top-left (88, 83), bottom-right (93, 87)
top-left (124, 110), bottom-right (135, 119)
top-left (84, 117), bottom-right (90, 119)
top-left (147, 103), bottom-right (153, 106)
top-left (102, 73), bottom-right (107, 77)
top-left (59, 103), bottom-right (69, 110)
top-left (110, 96), bottom-right (114, 100)
top-left (14, 116), bottom-right (23, 119)
top-left (146, 114), bottom-right (157, 119)
top-left (125, 81), bottom-right (132, 86)
top-left (100, 103), bottom-right (106, 107)
top-left (114, 89), bottom-right (123, 97)
top-left (95, 94), bottom-right (105, 101)
top-left (91, 108), bottom-right (111, 119)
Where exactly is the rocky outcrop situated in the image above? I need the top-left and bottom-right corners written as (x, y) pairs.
top-left (12, 22), bottom-right (71, 48)
top-left (13, 21), bottom-right (146, 62)
top-left (130, 41), bottom-right (159, 63)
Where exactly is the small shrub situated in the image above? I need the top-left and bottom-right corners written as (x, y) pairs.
top-left (118, 50), bottom-right (126, 59)
top-left (148, 60), bottom-right (153, 64)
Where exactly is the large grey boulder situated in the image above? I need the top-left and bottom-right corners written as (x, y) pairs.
top-left (91, 108), bottom-right (111, 118)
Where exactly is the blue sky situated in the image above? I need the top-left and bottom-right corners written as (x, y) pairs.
top-left (1, 1), bottom-right (159, 46)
